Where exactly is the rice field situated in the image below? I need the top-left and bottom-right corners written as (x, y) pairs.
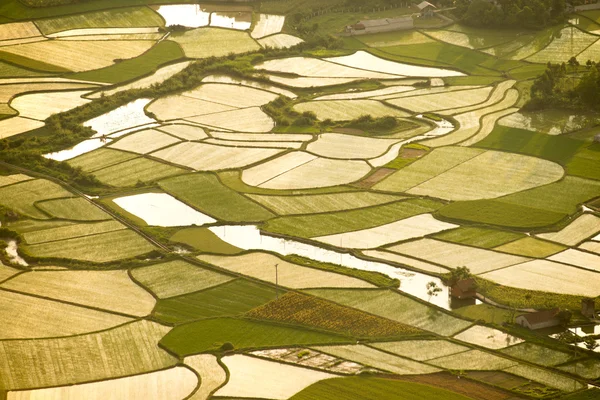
top-left (480, 260), bottom-right (600, 297)
top-left (453, 325), bottom-right (523, 349)
top-left (304, 289), bottom-right (471, 336)
top-left (246, 191), bottom-right (402, 215)
top-left (258, 33), bottom-right (304, 49)
top-left (386, 87), bottom-right (493, 113)
top-left (313, 214), bottom-right (457, 249)
top-left (109, 129), bottom-right (180, 154)
top-left (0, 116), bottom-right (44, 139)
top-left (198, 252), bottom-right (375, 289)
top-left (548, 249), bottom-right (600, 272)
top-left (315, 85), bottom-right (414, 101)
top-left (246, 292), bottom-right (420, 338)
top-left (2, 40), bottom-right (155, 72)
top-left (22, 220), bottom-right (124, 244)
top-left (169, 28), bottom-right (260, 58)
top-left (537, 213), bottom-right (600, 245)
top-left (316, 345), bottom-right (440, 375)
top-left (156, 124), bottom-right (208, 140)
top-left (245, 154), bottom-right (371, 190)
top-left (432, 226), bottom-right (524, 248)
top-left (23, 229), bottom-right (156, 263)
top-left (371, 340), bottom-right (469, 361)
top-left (185, 83), bottom-right (281, 108)
top-left (361, 250), bottom-right (449, 274)
top-left (258, 57), bottom-right (397, 79)
top-left (0, 22), bottom-right (40, 41)
top-left (267, 75), bottom-right (356, 88)
top-left (8, 367), bottom-right (197, 400)
top-left (358, 31), bottom-right (435, 47)
top-left (526, 27), bottom-right (598, 63)
top-left (375, 147), bottom-right (564, 201)
top-left (148, 95), bottom-right (236, 120)
top-left (202, 74), bottom-right (298, 98)
top-left (0, 320), bottom-right (175, 390)
top-left (186, 106), bottom-right (275, 132)
top-left (427, 349), bottom-right (517, 370)
top-left (158, 173), bottom-right (275, 222)
top-left (306, 133), bottom-right (401, 159)
top-left (442, 80), bottom-right (516, 116)
top-left (184, 354), bottom-right (227, 400)
top-left (216, 355), bottom-right (334, 399)
top-left (386, 238), bottom-right (529, 275)
top-left (67, 148), bottom-right (138, 172)
top-left (0, 179), bottom-right (74, 219)
top-left (84, 98), bottom-right (156, 137)
top-left (92, 157), bottom-right (187, 187)
top-left (493, 237), bottom-right (567, 258)
top-left (500, 343), bottom-right (573, 367)
top-left (294, 100), bottom-right (408, 121)
top-left (0, 174), bottom-right (32, 188)
top-left (0, 289), bottom-right (132, 340)
top-left (10, 90), bottom-right (90, 121)
top-left (131, 259), bottom-right (234, 299)
top-left (1, 269), bottom-right (155, 317)
top-left (151, 141), bottom-right (282, 171)
top-left (252, 14), bottom-right (285, 38)
top-left (504, 365), bottom-right (585, 391)
top-left (559, 358), bottom-right (600, 380)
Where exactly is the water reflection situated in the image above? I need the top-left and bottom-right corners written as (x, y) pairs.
top-left (210, 12), bottom-right (252, 30)
top-left (209, 224), bottom-right (452, 309)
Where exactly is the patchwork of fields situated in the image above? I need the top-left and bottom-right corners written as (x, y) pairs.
top-left (0, 2), bottom-right (598, 400)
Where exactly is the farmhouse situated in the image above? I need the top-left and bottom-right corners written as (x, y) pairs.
top-left (417, 1), bottom-right (437, 17)
top-left (450, 278), bottom-right (477, 299)
top-left (346, 16), bottom-right (414, 35)
top-left (516, 308), bottom-right (561, 330)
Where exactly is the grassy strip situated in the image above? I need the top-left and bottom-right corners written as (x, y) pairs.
top-left (474, 277), bottom-right (593, 311)
top-left (0, 60), bottom-right (51, 78)
top-left (158, 173), bottom-right (275, 223)
top-left (246, 291), bottom-right (421, 339)
top-left (290, 377), bottom-right (473, 400)
top-left (0, 50), bottom-right (70, 73)
top-left (154, 279), bottom-right (281, 324)
top-left (159, 317), bottom-right (350, 357)
top-left (71, 40), bottom-right (184, 84)
top-left (284, 254), bottom-right (399, 288)
top-left (263, 199), bottom-right (443, 238)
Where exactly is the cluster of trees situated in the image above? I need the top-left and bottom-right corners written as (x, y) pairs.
top-left (526, 60), bottom-right (600, 110)
top-left (452, 0), bottom-right (567, 29)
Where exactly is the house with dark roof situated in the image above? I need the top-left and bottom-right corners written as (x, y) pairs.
top-left (450, 278), bottom-right (477, 299)
top-left (516, 308), bottom-right (561, 330)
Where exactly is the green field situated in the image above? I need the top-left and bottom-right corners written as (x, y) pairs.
top-left (92, 156), bottom-right (187, 187)
top-left (23, 229), bottom-right (156, 262)
top-left (169, 227), bottom-right (242, 255)
top-left (431, 226), bottom-right (524, 248)
top-left (160, 317), bottom-right (349, 356)
top-left (451, 303), bottom-right (516, 325)
top-left (35, 6), bottom-right (164, 34)
top-left (500, 343), bottom-right (573, 367)
top-left (0, 61), bottom-right (50, 78)
top-left (168, 28), bottom-right (260, 59)
top-left (153, 279), bottom-right (280, 324)
top-left (0, 179), bottom-right (74, 219)
top-left (0, 50), bottom-right (71, 73)
top-left (67, 148), bottom-right (138, 172)
top-left (304, 289), bottom-right (471, 336)
top-left (22, 220), bottom-right (125, 244)
top-left (158, 173), bottom-right (275, 222)
top-left (494, 237), bottom-right (567, 258)
top-left (36, 197), bottom-right (113, 221)
top-left (290, 377), bottom-right (473, 400)
top-left (71, 40), bottom-right (185, 84)
top-left (263, 198), bottom-right (443, 238)
top-left (131, 259), bottom-right (234, 299)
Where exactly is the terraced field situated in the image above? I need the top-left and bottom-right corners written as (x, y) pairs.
top-left (0, 3), bottom-right (597, 399)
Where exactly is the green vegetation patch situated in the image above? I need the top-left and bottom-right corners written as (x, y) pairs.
top-left (92, 157), bottom-right (187, 187)
top-left (5, 219), bottom-right (75, 234)
top-left (452, 303), bottom-right (516, 325)
top-left (22, 220), bottom-right (125, 245)
top-left (432, 226), bottom-right (524, 248)
top-left (23, 229), bottom-right (156, 263)
top-left (154, 279), bottom-right (280, 324)
top-left (494, 237), bottom-right (567, 258)
top-left (159, 317), bottom-right (349, 356)
top-left (169, 28), bottom-right (260, 59)
top-left (0, 179), bottom-right (73, 219)
top-left (290, 377), bottom-right (473, 400)
top-left (71, 40), bottom-right (184, 84)
top-left (0, 51), bottom-right (70, 73)
top-left (263, 198), bottom-right (443, 238)
top-left (158, 173), bottom-right (275, 222)
top-left (500, 343), bottom-right (573, 367)
top-left (0, 61), bottom-right (50, 78)
top-left (35, 6), bottom-right (164, 35)
top-left (67, 148), bottom-right (138, 173)
top-left (303, 289), bottom-right (471, 336)
top-left (131, 259), bottom-right (234, 299)
top-left (170, 227), bottom-right (242, 255)
top-left (36, 197), bottom-right (112, 221)
top-left (246, 292), bottom-right (421, 339)
top-left (559, 358), bottom-right (600, 380)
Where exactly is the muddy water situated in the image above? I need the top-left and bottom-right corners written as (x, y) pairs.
top-left (208, 225), bottom-right (452, 310)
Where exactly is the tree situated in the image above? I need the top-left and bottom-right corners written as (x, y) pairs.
top-left (448, 266), bottom-right (472, 285)
top-left (426, 281), bottom-right (442, 302)
top-left (583, 337), bottom-right (599, 351)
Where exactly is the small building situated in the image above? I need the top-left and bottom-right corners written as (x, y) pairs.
top-left (450, 278), bottom-right (477, 299)
top-left (582, 298), bottom-right (596, 319)
top-left (417, 1), bottom-right (437, 17)
top-left (516, 308), bottom-right (561, 330)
